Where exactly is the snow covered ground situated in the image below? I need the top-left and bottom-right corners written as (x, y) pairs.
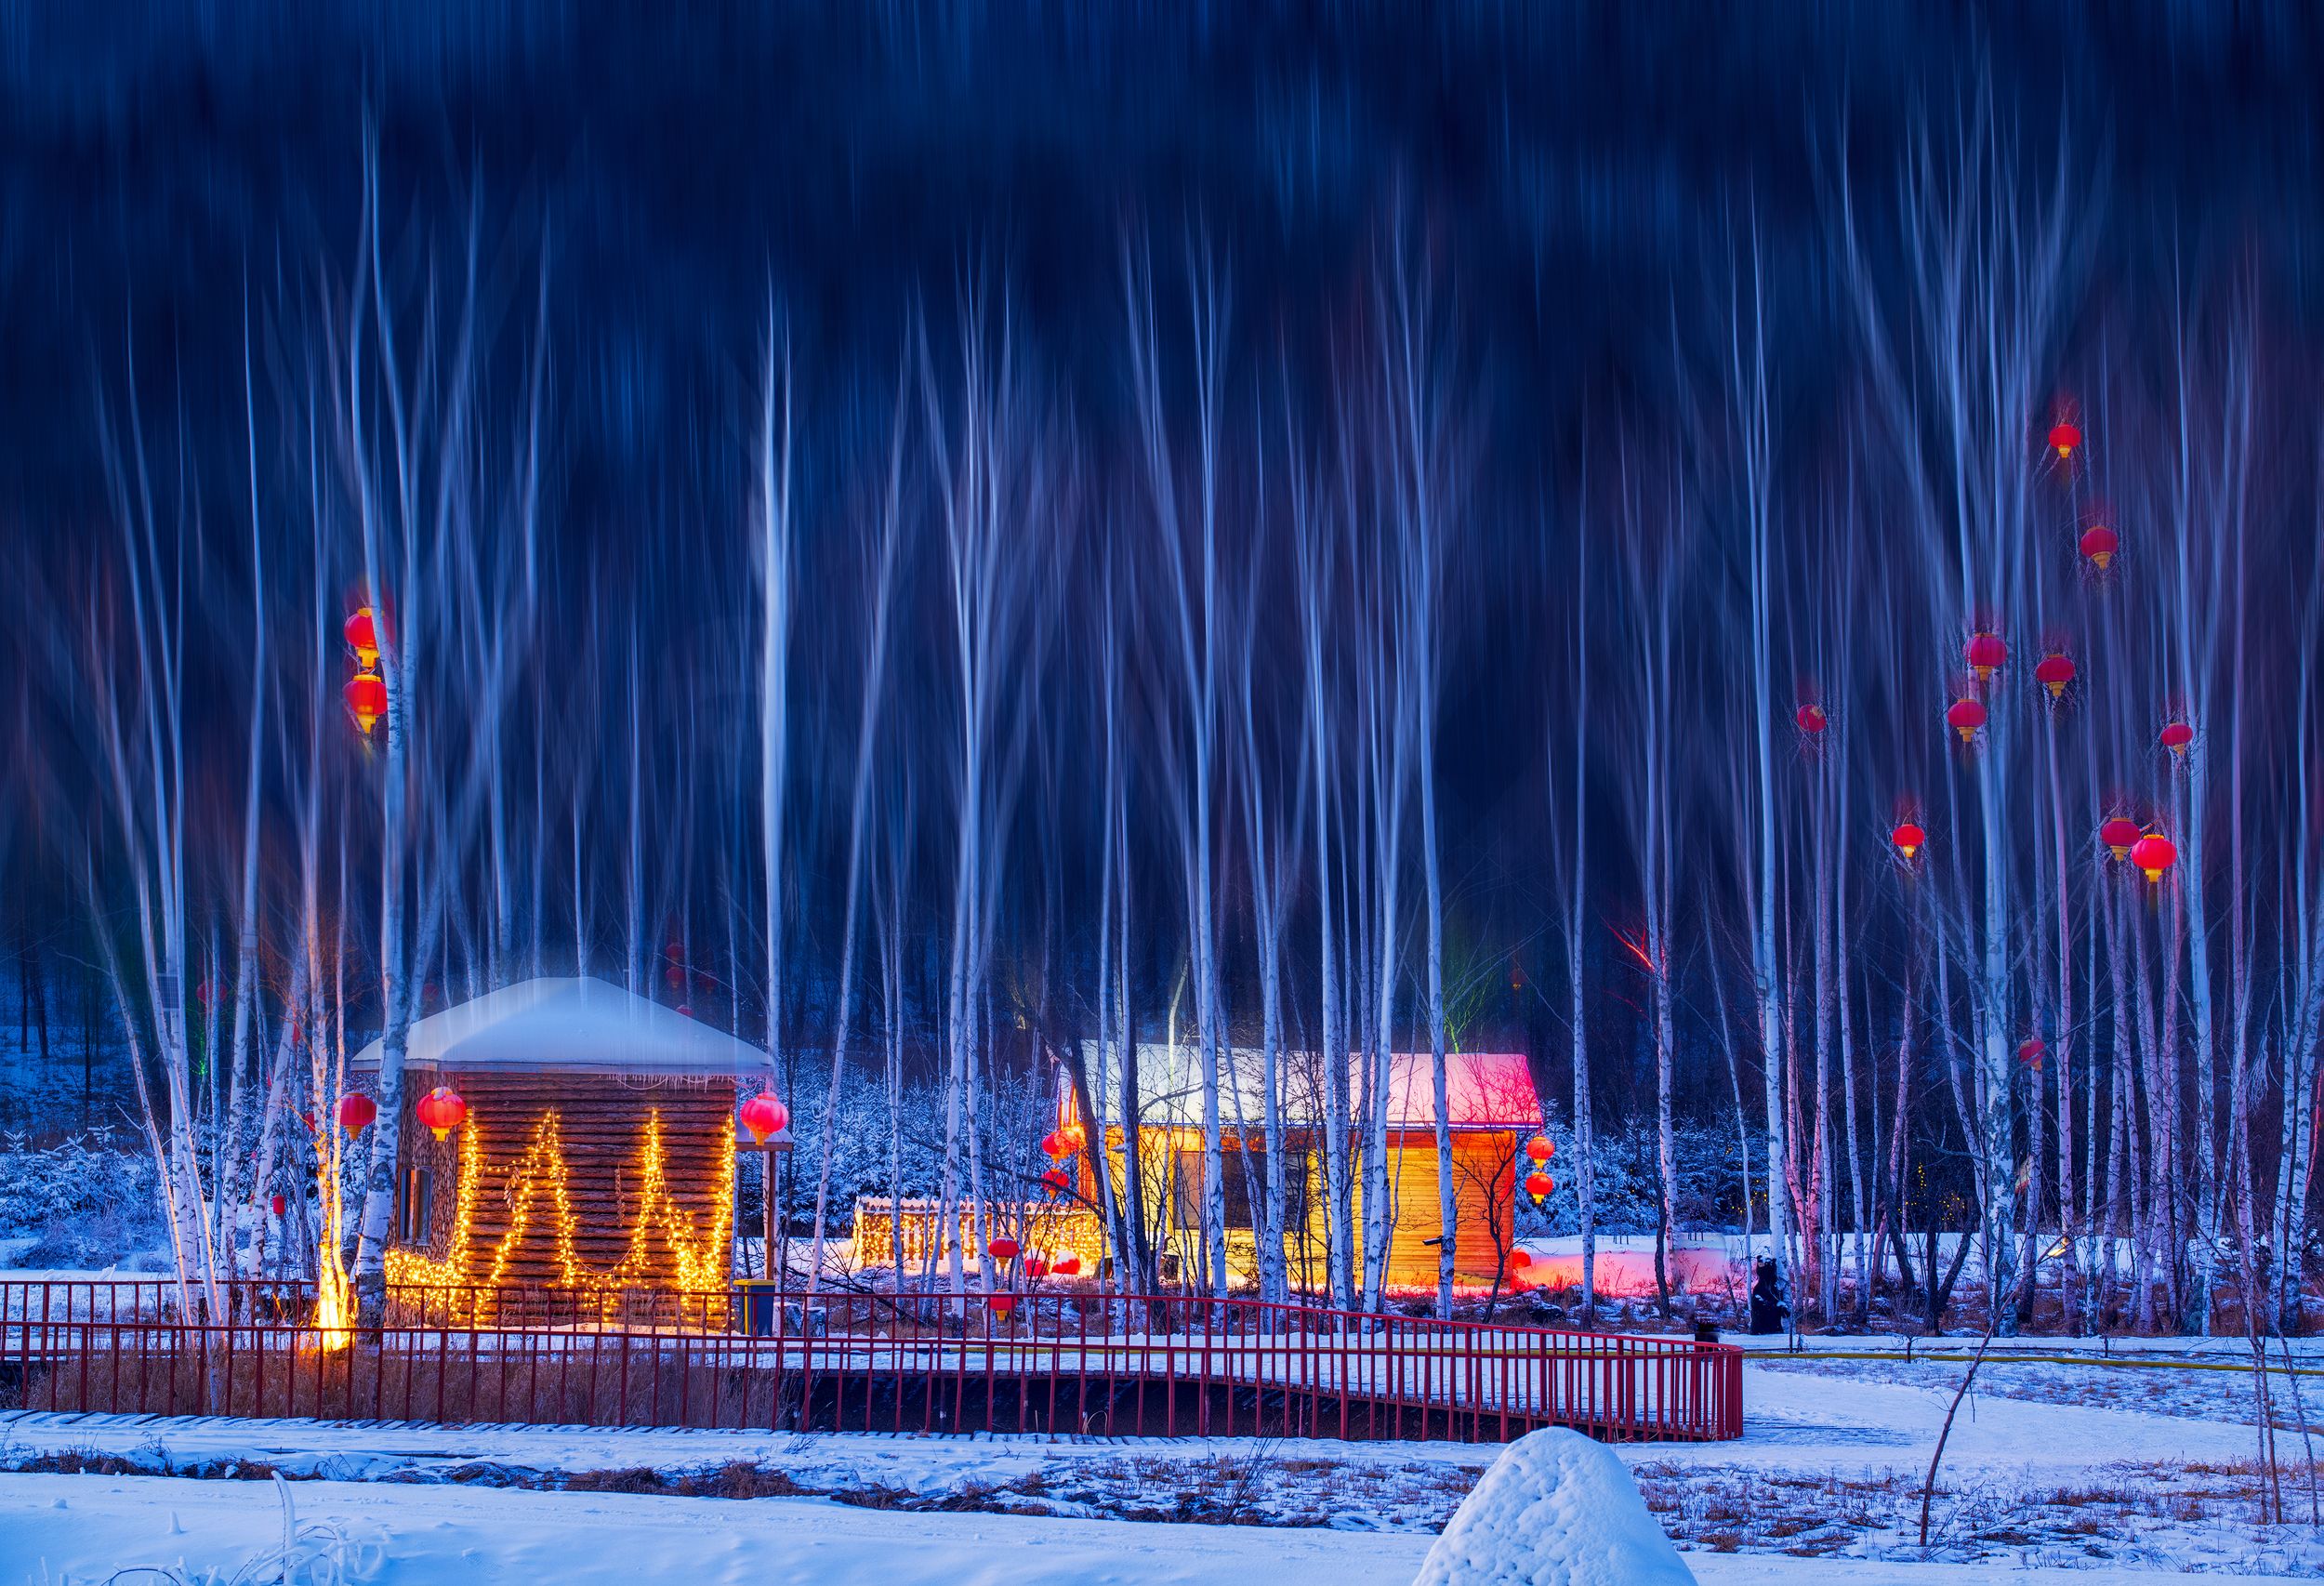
top-left (0, 1352), bottom-right (2317, 1579)
top-left (3, 1471), bottom-right (2318, 1586)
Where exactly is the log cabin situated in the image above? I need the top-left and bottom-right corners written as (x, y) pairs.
top-left (1052, 1044), bottom-right (1545, 1292)
top-left (351, 977), bottom-right (786, 1309)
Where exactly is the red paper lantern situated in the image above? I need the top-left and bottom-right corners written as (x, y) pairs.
top-left (739, 1090), bottom-right (789, 1145)
top-left (664, 965), bottom-right (685, 990)
top-left (1524, 1171), bottom-right (1554, 1206)
top-left (987, 1236), bottom-right (1021, 1262)
top-left (336, 1093), bottom-right (376, 1135)
top-left (2100, 817), bottom-right (2140, 860)
top-left (415, 1085), bottom-right (467, 1143)
top-left (1026, 1258), bottom-right (1050, 1278)
top-left (2017, 1038), bottom-right (2046, 1067)
top-left (1965, 632), bottom-right (2008, 681)
top-left (2129, 832), bottom-right (2178, 884)
top-left (1509, 1248), bottom-right (1532, 1270)
top-left (270, 1193), bottom-right (287, 1218)
top-left (1891, 821), bottom-right (1927, 861)
top-left (1039, 1168), bottom-right (1070, 1197)
top-left (1055, 1254), bottom-right (1082, 1276)
top-left (1062, 1123), bottom-right (1087, 1155)
top-left (988, 1294), bottom-right (1018, 1320)
top-left (2049, 420), bottom-right (2082, 459)
top-left (343, 606), bottom-right (382, 669)
top-left (2159, 720), bottom-right (2194, 757)
top-left (2033, 654), bottom-right (2075, 699)
top-left (1795, 703), bottom-right (1828, 735)
top-left (1524, 1135), bottom-right (1553, 1164)
top-left (344, 669), bottom-right (388, 737)
top-left (1946, 697), bottom-right (1987, 744)
top-left (675, 1004), bottom-right (693, 1018)
top-left (2079, 525), bottom-right (2118, 569)
top-left (1039, 1130), bottom-right (1067, 1160)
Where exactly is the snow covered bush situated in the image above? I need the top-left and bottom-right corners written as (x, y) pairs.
top-left (0, 1126), bottom-right (163, 1268)
top-left (1414, 1425), bottom-right (1696, 1586)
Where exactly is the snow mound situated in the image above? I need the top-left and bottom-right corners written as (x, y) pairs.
top-left (1413, 1427), bottom-right (1693, 1586)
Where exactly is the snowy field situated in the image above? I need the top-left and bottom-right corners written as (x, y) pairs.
top-left (1, 1351), bottom-right (2317, 1580)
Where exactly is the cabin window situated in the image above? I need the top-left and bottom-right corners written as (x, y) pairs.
top-left (397, 1166), bottom-right (433, 1244)
top-left (1174, 1149), bottom-right (1303, 1232)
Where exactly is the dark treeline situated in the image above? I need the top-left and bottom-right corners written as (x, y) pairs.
top-left (2, 3), bottom-right (2321, 1333)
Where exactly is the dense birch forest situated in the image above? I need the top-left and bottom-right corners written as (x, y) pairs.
top-left (1, 4), bottom-right (2322, 1339)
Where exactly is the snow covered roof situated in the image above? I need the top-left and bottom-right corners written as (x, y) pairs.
top-left (351, 976), bottom-right (778, 1079)
top-left (1080, 1042), bottom-right (1541, 1132)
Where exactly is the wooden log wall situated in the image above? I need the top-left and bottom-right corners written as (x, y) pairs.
top-left (398, 1068), bottom-right (736, 1293)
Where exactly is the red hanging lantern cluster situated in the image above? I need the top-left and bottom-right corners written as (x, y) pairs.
top-left (1524, 1170), bottom-right (1555, 1206)
top-left (739, 1090), bottom-right (789, 1146)
top-left (415, 1085), bottom-right (467, 1143)
top-left (336, 1092), bottom-right (376, 1136)
top-left (1795, 703), bottom-right (1829, 736)
top-left (342, 605), bottom-right (389, 738)
top-left (1946, 697), bottom-right (1987, 745)
top-left (1891, 821), bottom-right (1926, 861)
top-left (2099, 816), bottom-right (2140, 861)
top-left (2079, 524), bottom-right (2118, 570)
top-left (2129, 832), bottom-right (2177, 884)
top-left (2159, 720), bottom-right (2194, 757)
top-left (1964, 632), bottom-right (2008, 682)
top-left (2048, 420), bottom-right (2082, 460)
top-left (2033, 654), bottom-right (2075, 700)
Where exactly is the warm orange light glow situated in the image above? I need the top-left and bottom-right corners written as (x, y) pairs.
top-left (386, 1108), bottom-right (733, 1297)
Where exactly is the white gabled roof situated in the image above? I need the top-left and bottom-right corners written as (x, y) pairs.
top-left (351, 976), bottom-right (778, 1078)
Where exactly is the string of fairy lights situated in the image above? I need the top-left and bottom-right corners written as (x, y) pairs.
top-left (381, 1107), bottom-right (735, 1296)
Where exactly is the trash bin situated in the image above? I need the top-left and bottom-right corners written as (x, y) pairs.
top-left (737, 1278), bottom-right (780, 1337)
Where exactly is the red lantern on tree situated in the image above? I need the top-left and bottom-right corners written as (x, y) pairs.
top-left (2048, 420), bottom-right (2082, 460)
top-left (2017, 1038), bottom-right (2046, 1067)
top-left (1524, 1135), bottom-right (1553, 1164)
top-left (344, 669), bottom-right (387, 737)
top-left (1795, 703), bottom-right (1828, 736)
top-left (1039, 1130), bottom-right (1067, 1160)
top-left (987, 1236), bottom-right (1021, 1262)
top-left (415, 1085), bottom-right (467, 1143)
top-left (2099, 816), bottom-right (2140, 860)
top-left (343, 606), bottom-right (383, 669)
top-left (1062, 1123), bottom-right (1087, 1156)
top-left (2079, 524), bottom-right (2118, 570)
top-left (1946, 697), bottom-right (1987, 744)
top-left (2033, 654), bottom-right (2075, 699)
top-left (1524, 1171), bottom-right (1555, 1206)
top-left (1965, 632), bottom-right (2008, 681)
top-left (336, 1092), bottom-right (376, 1135)
top-left (1891, 821), bottom-right (1926, 861)
top-left (2159, 720), bottom-right (2194, 757)
top-left (1039, 1168), bottom-right (1069, 1197)
top-left (2129, 832), bottom-right (2178, 884)
top-left (739, 1090), bottom-right (789, 1145)
top-left (1508, 1248), bottom-right (1532, 1271)
top-left (270, 1193), bottom-right (287, 1219)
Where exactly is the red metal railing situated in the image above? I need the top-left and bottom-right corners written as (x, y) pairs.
top-left (0, 1279), bottom-right (1742, 1443)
